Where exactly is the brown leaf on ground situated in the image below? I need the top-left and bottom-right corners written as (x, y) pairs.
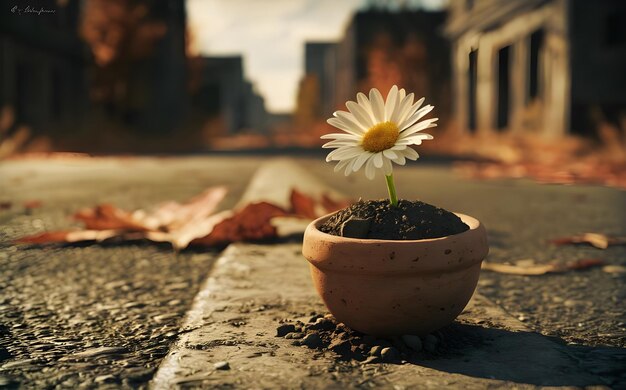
top-left (139, 186), bottom-right (228, 231)
top-left (16, 230), bottom-right (122, 244)
top-left (17, 186), bottom-right (229, 248)
top-left (14, 186), bottom-right (351, 249)
top-left (74, 204), bottom-right (149, 231)
top-left (549, 233), bottom-right (626, 249)
top-left (23, 200), bottom-right (42, 209)
top-left (190, 202), bottom-right (288, 247)
top-left (290, 189), bottom-right (353, 219)
top-left (290, 189), bottom-right (318, 219)
top-left (482, 258), bottom-right (605, 276)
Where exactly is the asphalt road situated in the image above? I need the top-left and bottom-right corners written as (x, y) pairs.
top-left (0, 157), bottom-right (261, 388)
top-left (0, 155), bottom-right (625, 388)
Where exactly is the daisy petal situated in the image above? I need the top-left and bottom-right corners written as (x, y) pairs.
top-left (392, 153), bottom-right (406, 165)
top-left (346, 101), bottom-right (374, 129)
top-left (384, 85), bottom-right (399, 121)
top-left (326, 145), bottom-right (357, 161)
top-left (320, 133), bottom-right (360, 141)
top-left (402, 147), bottom-right (419, 160)
top-left (398, 88), bottom-right (406, 101)
top-left (400, 104), bottom-right (434, 130)
top-left (373, 152), bottom-right (383, 168)
top-left (356, 92), bottom-right (375, 123)
top-left (382, 156), bottom-right (393, 175)
top-left (331, 146), bottom-right (363, 161)
top-left (400, 133), bottom-right (434, 144)
top-left (390, 144), bottom-right (408, 151)
top-left (383, 149), bottom-right (397, 159)
top-left (400, 119), bottom-right (438, 138)
top-left (334, 111), bottom-right (366, 133)
top-left (352, 151), bottom-right (372, 172)
top-left (392, 92), bottom-right (415, 125)
top-left (334, 159), bottom-right (351, 172)
top-left (365, 157), bottom-right (376, 180)
top-left (322, 139), bottom-right (359, 148)
top-left (344, 158), bottom-right (357, 176)
top-left (369, 88), bottom-right (385, 123)
top-left (327, 117), bottom-right (362, 136)
top-left (399, 97), bottom-right (425, 128)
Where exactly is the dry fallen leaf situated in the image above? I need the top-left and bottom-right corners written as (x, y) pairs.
top-left (15, 186), bottom-right (352, 249)
top-left (549, 233), bottom-right (626, 249)
top-left (74, 204), bottom-right (150, 231)
top-left (290, 189), bottom-right (318, 219)
top-left (190, 202), bottom-right (288, 247)
top-left (16, 229), bottom-right (121, 244)
top-left (482, 258), bottom-right (605, 276)
top-left (290, 189), bottom-right (353, 219)
top-left (23, 200), bottom-right (42, 209)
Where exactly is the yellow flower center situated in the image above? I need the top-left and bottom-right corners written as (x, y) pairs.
top-left (361, 121), bottom-right (400, 153)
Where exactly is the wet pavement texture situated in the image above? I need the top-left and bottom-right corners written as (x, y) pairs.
top-left (0, 157), bottom-right (259, 388)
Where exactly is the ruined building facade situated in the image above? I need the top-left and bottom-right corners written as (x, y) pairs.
top-left (445, 0), bottom-right (626, 137)
top-left (0, 1), bottom-right (87, 136)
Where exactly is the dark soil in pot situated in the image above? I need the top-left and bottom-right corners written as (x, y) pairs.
top-left (319, 199), bottom-right (469, 240)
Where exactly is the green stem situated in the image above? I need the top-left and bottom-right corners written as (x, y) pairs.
top-left (385, 174), bottom-right (399, 207)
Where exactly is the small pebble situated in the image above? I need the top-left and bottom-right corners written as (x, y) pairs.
top-left (285, 332), bottom-right (305, 339)
top-left (369, 345), bottom-right (383, 356)
top-left (309, 318), bottom-right (334, 331)
top-left (380, 347), bottom-right (399, 361)
top-left (276, 324), bottom-right (296, 337)
top-left (301, 333), bottom-right (324, 349)
top-left (328, 339), bottom-right (351, 355)
top-left (214, 361), bottom-right (230, 370)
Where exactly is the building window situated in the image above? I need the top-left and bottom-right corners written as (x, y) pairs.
top-left (528, 29), bottom-right (544, 103)
top-left (467, 49), bottom-right (477, 132)
top-left (496, 45), bottom-right (511, 130)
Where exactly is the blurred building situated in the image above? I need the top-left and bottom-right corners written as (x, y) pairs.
top-left (191, 56), bottom-right (267, 135)
top-left (445, 0), bottom-right (626, 137)
top-left (139, 0), bottom-right (187, 135)
top-left (0, 0), bottom-right (87, 135)
top-left (304, 42), bottom-right (337, 117)
top-left (334, 9), bottom-right (451, 120)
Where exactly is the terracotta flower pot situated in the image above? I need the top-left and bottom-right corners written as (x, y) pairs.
top-left (302, 212), bottom-right (489, 336)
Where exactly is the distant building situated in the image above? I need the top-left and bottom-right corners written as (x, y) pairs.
top-left (242, 81), bottom-right (268, 133)
top-left (445, 0), bottom-right (626, 137)
top-left (334, 9), bottom-right (451, 120)
top-left (191, 56), bottom-right (267, 135)
top-left (0, 0), bottom-right (87, 135)
top-left (138, 0), bottom-right (187, 135)
top-left (304, 42), bottom-right (337, 117)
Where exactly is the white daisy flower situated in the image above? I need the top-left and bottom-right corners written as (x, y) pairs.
top-left (322, 85), bottom-right (437, 180)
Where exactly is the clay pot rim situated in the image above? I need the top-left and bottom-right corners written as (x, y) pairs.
top-left (307, 211), bottom-right (481, 244)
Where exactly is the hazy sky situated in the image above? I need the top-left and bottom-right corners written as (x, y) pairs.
top-left (187, 0), bottom-right (447, 113)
